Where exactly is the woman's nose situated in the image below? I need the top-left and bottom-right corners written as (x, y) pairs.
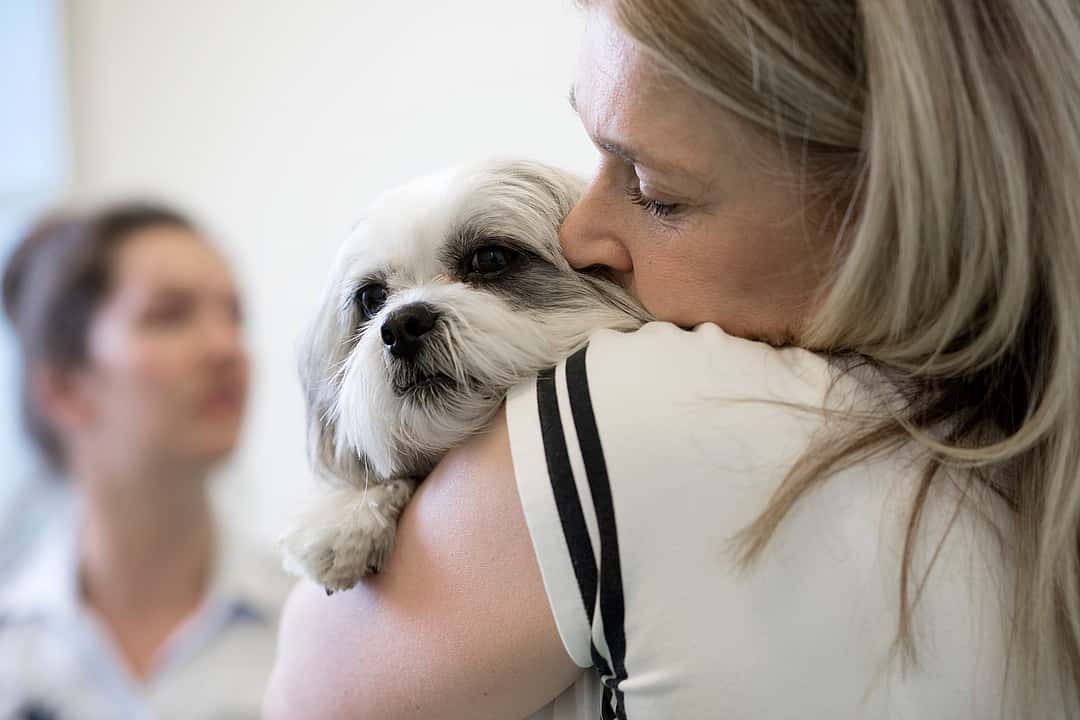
top-left (559, 174), bottom-right (634, 274)
top-left (204, 313), bottom-right (246, 365)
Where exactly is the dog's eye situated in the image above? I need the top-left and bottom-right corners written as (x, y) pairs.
top-left (355, 283), bottom-right (387, 320)
top-left (468, 245), bottom-right (515, 277)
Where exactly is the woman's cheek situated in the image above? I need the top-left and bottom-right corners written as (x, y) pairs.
top-left (129, 336), bottom-right (197, 417)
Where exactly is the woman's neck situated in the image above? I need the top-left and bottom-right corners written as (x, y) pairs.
top-left (74, 458), bottom-right (216, 679)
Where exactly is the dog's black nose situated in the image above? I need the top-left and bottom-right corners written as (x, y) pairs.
top-left (381, 303), bottom-right (438, 359)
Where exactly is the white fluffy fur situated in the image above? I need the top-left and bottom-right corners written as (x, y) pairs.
top-left (281, 159), bottom-right (648, 592)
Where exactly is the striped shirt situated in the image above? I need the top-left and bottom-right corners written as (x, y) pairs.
top-left (509, 322), bottom-right (1021, 719)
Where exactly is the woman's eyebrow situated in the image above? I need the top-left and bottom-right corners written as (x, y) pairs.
top-left (148, 286), bottom-right (195, 301)
top-left (598, 137), bottom-right (699, 184)
top-left (569, 84), bottom-right (700, 182)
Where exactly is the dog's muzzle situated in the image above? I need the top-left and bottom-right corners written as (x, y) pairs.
top-left (381, 303), bottom-right (439, 360)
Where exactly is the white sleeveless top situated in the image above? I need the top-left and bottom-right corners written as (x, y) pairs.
top-left (508, 322), bottom-right (1024, 720)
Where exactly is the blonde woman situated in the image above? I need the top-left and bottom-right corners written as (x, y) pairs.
top-left (266, 1), bottom-right (1080, 718)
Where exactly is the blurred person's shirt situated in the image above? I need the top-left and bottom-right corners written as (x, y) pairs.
top-left (0, 494), bottom-right (291, 720)
top-left (0, 477), bottom-right (65, 579)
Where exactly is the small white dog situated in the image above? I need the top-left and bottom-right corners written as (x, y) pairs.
top-left (282, 159), bottom-right (649, 593)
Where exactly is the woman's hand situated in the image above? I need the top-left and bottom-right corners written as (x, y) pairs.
top-left (263, 408), bottom-right (583, 720)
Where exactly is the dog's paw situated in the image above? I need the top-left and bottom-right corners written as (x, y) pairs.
top-left (282, 518), bottom-right (395, 593)
top-left (280, 480), bottom-right (414, 593)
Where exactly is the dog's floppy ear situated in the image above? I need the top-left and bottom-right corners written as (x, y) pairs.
top-left (298, 274), bottom-right (369, 486)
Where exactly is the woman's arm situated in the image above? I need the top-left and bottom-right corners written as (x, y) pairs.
top-left (263, 408), bottom-right (582, 720)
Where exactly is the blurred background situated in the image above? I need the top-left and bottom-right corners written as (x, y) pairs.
top-left (0, 0), bottom-right (593, 557)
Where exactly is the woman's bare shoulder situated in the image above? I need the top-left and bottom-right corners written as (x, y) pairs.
top-left (263, 409), bottom-right (581, 720)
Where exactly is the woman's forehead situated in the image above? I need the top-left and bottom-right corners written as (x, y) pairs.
top-left (111, 227), bottom-right (235, 295)
top-left (573, 8), bottom-right (770, 187)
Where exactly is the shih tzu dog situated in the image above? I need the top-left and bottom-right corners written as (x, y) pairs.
top-left (281, 159), bottom-right (649, 593)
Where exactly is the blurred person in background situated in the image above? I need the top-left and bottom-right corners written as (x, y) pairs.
top-left (0, 203), bottom-right (290, 720)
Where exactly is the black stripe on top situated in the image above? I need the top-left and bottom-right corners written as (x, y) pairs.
top-left (536, 366), bottom-right (598, 627)
top-left (536, 364), bottom-right (618, 708)
top-left (565, 345), bottom-right (630, 720)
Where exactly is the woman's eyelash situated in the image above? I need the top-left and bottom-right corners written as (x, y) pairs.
top-left (625, 186), bottom-right (682, 218)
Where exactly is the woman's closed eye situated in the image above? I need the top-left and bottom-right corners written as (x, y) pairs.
top-left (625, 185), bottom-right (684, 219)
top-left (593, 143), bottom-right (691, 221)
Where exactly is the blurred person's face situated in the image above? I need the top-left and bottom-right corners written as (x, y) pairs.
top-left (68, 226), bottom-right (249, 478)
top-left (560, 9), bottom-right (835, 345)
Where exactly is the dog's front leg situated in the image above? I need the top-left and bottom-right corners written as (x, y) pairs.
top-left (280, 478), bottom-right (417, 593)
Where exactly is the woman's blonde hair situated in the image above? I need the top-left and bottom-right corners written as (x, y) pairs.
top-left (586, 0), bottom-right (1080, 713)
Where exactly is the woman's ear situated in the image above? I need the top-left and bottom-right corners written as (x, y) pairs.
top-left (31, 363), bottom-right (95, 435)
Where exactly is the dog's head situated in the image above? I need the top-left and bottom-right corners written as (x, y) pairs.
top-left (303, 159), bottom-right (648, 482)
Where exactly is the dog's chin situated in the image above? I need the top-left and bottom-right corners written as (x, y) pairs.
top-left (370, 366), bottom-right (501, 478)
top-left (387, 367), bottom-right (499, 421)
top-left (390, 369), bottom-right (457, 399)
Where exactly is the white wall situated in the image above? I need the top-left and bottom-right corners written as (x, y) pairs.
top-left (64, 1), bottom-right (594, 544)
top-left (0, 0), bottom-right (69, 571)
